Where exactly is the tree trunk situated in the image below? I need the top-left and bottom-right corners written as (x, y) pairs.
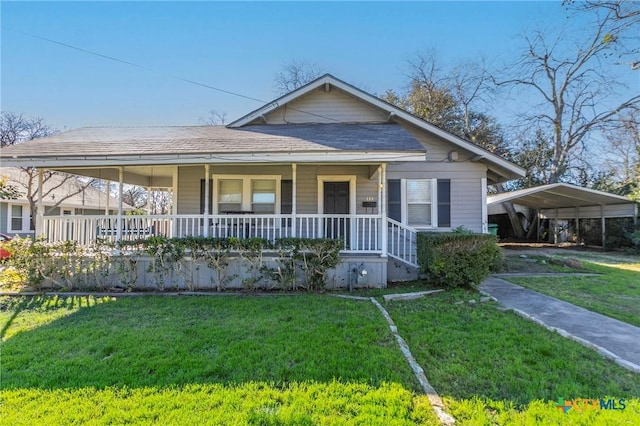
top-left (501, 201), bottom-right (526, 239)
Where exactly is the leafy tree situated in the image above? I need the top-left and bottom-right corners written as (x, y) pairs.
top-left (0, 176), bottom-right (21, 200)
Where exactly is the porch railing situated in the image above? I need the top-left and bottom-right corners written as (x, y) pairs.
top-left (386, 218), bottom-right (418, 267)
top-left (42, 214), bottom-right (382, 253)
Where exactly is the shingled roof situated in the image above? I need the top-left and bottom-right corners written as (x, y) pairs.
top-left (0, 123), bottom-right (425, 158)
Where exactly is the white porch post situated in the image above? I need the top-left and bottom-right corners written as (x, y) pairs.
top-left (575, 206), bottom-right (580, 245)
top-left (553, 208), bottom-right (559, 244)
top-left (172, 166), bottom-right (178, 238)
top-left (117, 167), bottom-right (124, 242)
top-left (36, 168), bottom-right (44, 238)
top-left (105, 180), bottom-right (111, 215)
top-left (380, 163), bottom-right (387, 257)
top-left (291, 163), bottom-right (297, 237)
top-left (146, 187), bottom-right (153, 214)
top-left (203, 164), bottom-right (210, 237)
top-left (481, 177), bottom-right (488, 234)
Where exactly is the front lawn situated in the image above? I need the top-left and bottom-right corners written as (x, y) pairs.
top-left (0, 295), bottom-right (436, 425)
top-left (383, 289), bottom-right (640, 424)
top-left (507, 261), bottom-right (640, 327)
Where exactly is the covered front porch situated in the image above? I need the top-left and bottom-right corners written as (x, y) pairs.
top-left (35, 162), bottom-right (419, 267)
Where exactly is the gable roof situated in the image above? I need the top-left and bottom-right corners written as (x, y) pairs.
top-left (229, 74), bottom-right (525, 181)
top-left (1, 167), bottom-right (133, 210)
top-left (0, 123), bottom-right (427, 169)
top-left (0, 74), bottom-right (524, 183)
top-left (487, 183), bottom-right (635, 209)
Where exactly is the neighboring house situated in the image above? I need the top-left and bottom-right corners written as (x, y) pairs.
top-left (0, 167), bottom-right (131, 237)
top-left (0, 74), bottom-right (525, 284)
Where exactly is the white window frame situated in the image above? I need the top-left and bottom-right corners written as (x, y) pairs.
top-left (62, 208), bottom-right (74, 216)
top-left (212, 174), bottom-right (281, 214)
top-left (317, 175), bottom-right (357, 215)
top-left (401, 178), bottom-right (437, 229)
top-left (7, 203), bottom-right (31, 233)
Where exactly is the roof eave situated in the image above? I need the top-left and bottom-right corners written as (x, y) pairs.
top-left (1, 150), bottom-right (428, 168)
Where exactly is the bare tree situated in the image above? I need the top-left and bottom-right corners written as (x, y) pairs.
top-left (121, 186), bottom-right (148, 210)
top-left (601, 111), bottom-right (640, 199)
top-left (199, 109), bottom-right (228, 126)
top-left (497, 6), bottom-right (640, 184)
top-left (1, 112), bottom-right (97, 229)
top-left (1, 112), bottom-right (53, 147)
top-left (274, 60), bottom-right (324, 95)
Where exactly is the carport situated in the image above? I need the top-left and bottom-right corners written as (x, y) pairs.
top-left (487, 183), bottom-right (638, 247)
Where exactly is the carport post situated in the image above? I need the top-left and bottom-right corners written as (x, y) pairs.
top-left (601, 204), bottom-right (606, 249)
top-left (553, 208), bottom-right (559, 244)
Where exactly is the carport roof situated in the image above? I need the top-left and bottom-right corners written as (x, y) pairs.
top-left (487, 183), bottom-right (634, 209)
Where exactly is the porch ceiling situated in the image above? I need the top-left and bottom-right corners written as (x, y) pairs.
top-left (52, 166), bottom-right (175, 187)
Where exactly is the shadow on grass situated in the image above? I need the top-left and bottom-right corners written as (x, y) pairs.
top-left (1, 295), bottom-right (419, 392)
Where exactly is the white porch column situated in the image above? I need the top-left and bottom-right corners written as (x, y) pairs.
top-left (380, 163), bottom-right (387, 257)
top-left (203, 164), bottom-right (210, 237)
top-left (105, 180), bottom-right (111, 215)
top-left (146, 187), bottom-right (153, 214)
top-left (575, 206), bottom-right (580, 245)
top-left (481, 177), bottom-right (488, 234)
top-left (117, 167), bottom-right (124, 242)
top-left (36, 168), bottom-right (44, 238)
top-left (553, 208), bottom-right (559, 244)
top-left (291, 163), bottom-right (297, 237)
top-left (172, 166), bottom-right (179, 238)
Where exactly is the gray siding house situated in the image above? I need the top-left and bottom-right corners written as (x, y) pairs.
top-left (0, 167), bottom-right (128, 237)
top-left (0, 75), bottom-right (525, 285)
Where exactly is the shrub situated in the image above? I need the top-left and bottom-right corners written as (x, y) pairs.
top-left (417, 232), bottom-right (502, 289)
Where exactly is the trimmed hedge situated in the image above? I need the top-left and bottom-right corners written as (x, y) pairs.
top-left (417, 232), bottom-right (502, 289)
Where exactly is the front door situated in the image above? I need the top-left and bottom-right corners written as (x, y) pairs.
top-left (323, 182), bottom-right (350, 246)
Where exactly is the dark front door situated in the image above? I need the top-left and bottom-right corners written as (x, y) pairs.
top-left (324, 182), bottom-right (350, 246)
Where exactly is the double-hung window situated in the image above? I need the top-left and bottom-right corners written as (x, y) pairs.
top-left (8, 203), bottom-right (29, 233)
top-left (387, 178), bottom-right (450, 228)
top-left (213, 175), bottom-right (281, 214)
top-left (406, 180), bottom-right (433, 227)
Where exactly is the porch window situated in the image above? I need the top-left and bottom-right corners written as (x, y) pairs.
top-left (251, 180), bottom-right (276, 214)
top-left (406, 180), bottom-right (432, 227)
top-left (218, 180), bottom-right (242, 212)
top-left (212, 175), bottom-right (281, 214)
top-left (10, 205), bottom-right (23, 231)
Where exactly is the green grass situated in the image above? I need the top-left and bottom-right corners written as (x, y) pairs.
top-left (383, 289), bottom-right (640, 425)
top-left (0, 295), bottom-right (437, 425)
top-left (507, 262), bottom-right (640, 327)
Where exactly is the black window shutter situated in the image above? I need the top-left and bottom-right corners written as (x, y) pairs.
top-left (437, 179), bottom-right (451, 227)
top-left (387, 179), bottom-right (401, 222)
top-left (200, 179), bottom-right (214, 214)
top-left (281, 180), bottom-right (292, 214)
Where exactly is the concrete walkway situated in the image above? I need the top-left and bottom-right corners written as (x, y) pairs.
top-left (480, 277), bottom-right (640, 373)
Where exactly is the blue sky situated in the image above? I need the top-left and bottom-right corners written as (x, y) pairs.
top-left (1, 1), bottom-right (633, 131)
